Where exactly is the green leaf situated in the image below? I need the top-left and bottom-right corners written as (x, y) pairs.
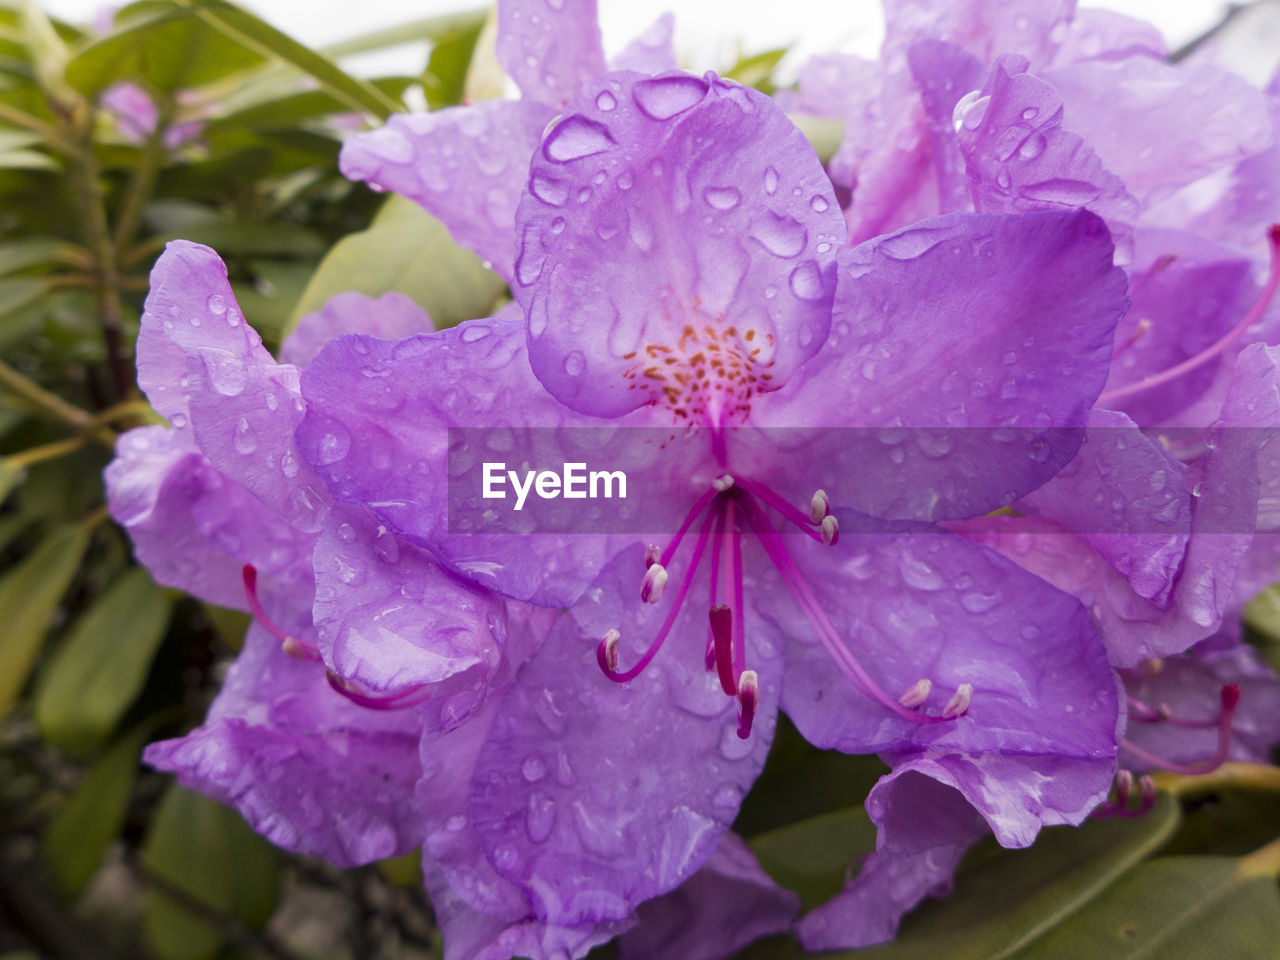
top-left (1008, 855), bottom-right (1280, 960)
top-left (0, 457), bottom-right (21, 503)
top-left (724, 47), bottom-right (787, 94)
top-left (0, 523), bottom-right (90, 721)
top-left (749, 807), bottom-right (878, 912)
top-left (0, 237), bottom-right (85, 276)
top-left (65, 1), bottom-right (265, 95)
top-left (322, 9), bottom-right (486, 58)
top-left (423, 17), bottom-right (485, 110)
top-left (849, 796), bottom-right (1182, 960)
top-left (142, 784), bottom-right (280, 960)
top-left (153, 220), bottom-right (325, 258)
top-left (289, 193), bottom-right (505, 332)
top-left (42, 728), bottom-right (147, 897)
top-left (170, 0), bottom-right (400, 119)
top-left (34, 568), bottom-right (173, 756)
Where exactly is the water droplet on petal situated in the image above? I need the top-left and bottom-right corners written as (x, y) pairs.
top-left (202, 351), bottom-right (248, 396)
top-left (703, 185), bottom-right (741, 210)
top-left (562, 350), bottom-right (586, 376)
top-left (530, 173), bottom-right (568, 207)
top-left (763, 166), bottom-right (779, 194)
top-left (526, 792), bottom-right (556, 842)
top-left (788, 260), bottom-right (825, 301)
top-left (810, 195), bottom-right (829, 212)
top-left (595, 90), bottom-right (616, 111)
top-left (749, 211), bottom-right (807, 258)
top-left (521, 754), bottom-right (547, 783)
top-left (234, 416), bottom-right (257, 454)
top-left (314, 422), bottom-right (351, 465)
top-left (206, 294), bottom-right (226, 315)
top-left (899, 552), bottom-right (944, 590)
top-left (632, 74), bottom-right (709, 120)
top-left (281, 450), bottom-right (299, 478)
top-left (461, 323), bottom-right (491, 343)
top-left (543, 115), bottom-right (615, 162)
top-left (373, 526), bottom-right (400, 563)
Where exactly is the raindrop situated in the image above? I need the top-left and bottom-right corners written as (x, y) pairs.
top-left (563, 351), bottom-right (586, 376)
top-left (526, 793), bottom-right (556, 842)
top-left (522, 754), bottom-right (547, 783)
top-left (788, 260), bottom-right (825, 301)
top-left (749, 211), bottom-right (807, 258)
top-left (373, 527), bottom-right (400, 563)
top-left (543, 115), bottom-right (615, 162)
top-left (632, 74), bottom-right (709, 120)
top-left (960, 590), bottom-right (1002, 613)
top-left (337, 523), bottom-right (357, 542)
top-left (314, 422), bottom-right (351, 465)
top-left (1018, 134), bottom-right (1047, 161)
top-left (703, 185), bottom-right (741, 210)
top-left (203, 351), bottom-right (248, 397)
top-left (763, 166), bottom-right (779, 194)
top-left (281, 450), bottom-right (299, 478)
top-left (530, 174), bottom-right (568, 207)
top-left (596, 90), bottom-right (617, 111)
top-left (461, 323), bottom-right (492, 343)
top-left (550, 216), bottom-right (566, 235)
top-left (234, 416), bottom-right (257, 454)
top-left (1021, 107), bottom-right (1039, 121)
top-left (206, 294), bottom-right (227, 315)
top-left (810, 195), bottom-right (829, 212)
top-left (899, 552), bottom-right (944, 590)
top-left (170, 412), bottom-right (188, 428)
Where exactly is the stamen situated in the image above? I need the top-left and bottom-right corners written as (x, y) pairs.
top-left (1093, 769), bottom-right (1158, 819)
top-left (1111, 317), bottom-right (1152, 361)
top-left (1100, 225), bottom-right (1280, 405)
top-left (710, 603), bottom-right (737, 696)
top-left (728, 499), bottom-right (746, 679)
top-left (737, 494), bottom-right (957, 725)
top-left (325, 671), bottom-right (432, 710)
top-left (1119, 683), bottom-right (1241, 775)
top-left (705, 502), bottom-right (727, 671)
top-left (821, 514), bottom-right (839, 546)
top-left (712, 474), bottom-right (735, 492)
top-left (899, 678), bottom-right (932, 708)
top-left (641, 563), bottom-right (669, 604)
top-left (736, 669), bottom-right (759, 739)
top-left (659, 487), bottom-right (718, 568)
top-left (241, 564), bottom-right (320, 661)
top-left (735, 477), bottom-right (826, 544)
top-left (942, 683), bottom-right (973, 719)
top-left (599, 629), bottom-right (620, 672)
top-left (644, 544), bottom-right (661, 568)
top-left (597, 511), bottom-right (717, 683)
top-left (809, 489), bottom-right (830, 523)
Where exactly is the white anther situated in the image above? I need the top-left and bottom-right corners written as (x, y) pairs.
top-left (641, 563), bottom-right (669, 604)
top-left (712, 474), bottom-right (735, 492)
top-left (601, 629), bottom-right (621, 671)
top-left (942, 683), bottom-right (973, 719)
top-left (809, 489), bottom-right (830, 523)
top-left (281, 636), bottom-right (310, 660)
top-left (644, 544), bottom-right (662, 568)
top-left (898, 678), bottom-right (932, 709)
top-left (736, 669), bottom-right (760, 739)
top-left (821, 514), bottom-right (839, 546)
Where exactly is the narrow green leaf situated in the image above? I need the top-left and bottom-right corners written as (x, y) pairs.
top-left (142, 784), bottom-right (280, 960)
top-left (0, 237), bottom-right (85, 276)
top-left (42, 728), bottom-right (147, 897)
top-left (34, 568), bottom-right (173, 756)
top-left (65, 1), bottom-right (265, 95)
top-left (0, 523), bottom-right (91, 721)
top-left (848, 796), bottom-right (1182, 960)
top-left (171, 0), bottom-right (400, 119)
top-left (153, 220), bottom-right (325, 258)
top-left (0, 145), bottom-right (55, 169)
top-left (289, 193), bottom-right (505, 333)
top-left (724, 47), bottom-right (788, 94)
top-left (1009, 855), bottom-right (1280, 960)
top-left (322, 9), bottom-right (486, 58)
top-left (18, 0), bottom-right (76, 106)
top-left (0, 457), bottom-right (21, 502)
top-left (749, 807), bottom-right (878, 911)
top-left (423, 17), bottom-right (485, 110)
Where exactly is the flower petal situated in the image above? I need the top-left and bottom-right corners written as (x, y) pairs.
top-left (469, 546), bottom-right (781, 926)
top-left (618, 831), bottom-right (800, 960)
top-left (611, 12), bottom-right (677, 75)
top-left (145, 621), bottom-right (422, 867)
top-left (339, 100), bottom-right (556, 284)
top-left (752, 209), bottom-right (1127, 521)
top-left (281, 291), bottom-right (433, 368)
top-left (513, 70), bottom-right (844, 417)
top-left (496, 0), bottom-right (606, 108)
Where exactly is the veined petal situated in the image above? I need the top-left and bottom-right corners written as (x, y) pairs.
top-left (469, 547), bottom-right (780, 926)
top-left (611, 12), bottom-right (677, 75)
top-left (145, 621), bottom-right (422, 867)
top-left (339, 101), bottom-right (555, 284)
top-left (752, 210), bottom-right (1127, 521)
top-left (496, 0), bottom-right (607, 108)
top-left (513, 70), bottom-right (844, 419)
top-left (1051, 8), bottom-right (1167, 64)
top-left (281, 291), bottom-right (433, 368)
top-left (882, 0), bottom-right (1076, 72)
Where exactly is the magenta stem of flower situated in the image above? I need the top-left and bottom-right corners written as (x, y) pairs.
top-left (597, 510), bottom-right (716, 683)
top-left (661, 486), bottom-right (718, 568)
top-left (325, 671), bottom-right (433, 710)
top-left (1120, 683), bottom-right (1241, 776)
top-left (729, 498), bottom-right (746, 680)
top-left (1100, 224), bottom-right (1280, 405)
top-left (705, 501), bottom-right (726, 670)
top-left (735, 477), bottom-right (826, 544)
top-left (710, 603), bottom-right (737, 696)
top-left (737, 493), bottom-right (952, 726)
top-left (1126, 693), bottom-right (1221, 729)
top-left (241, 564), bottom-right (321, 661)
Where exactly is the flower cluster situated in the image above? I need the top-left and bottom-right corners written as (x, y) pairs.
top-left (106, 1), bottom-right (1280, 958)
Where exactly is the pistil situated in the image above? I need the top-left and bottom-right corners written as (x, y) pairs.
top-left (1119, 683), bottom-right (1241, 776)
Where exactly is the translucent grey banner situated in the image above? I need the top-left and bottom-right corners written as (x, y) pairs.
top-left (445, 427), bottom-right (1276, 535)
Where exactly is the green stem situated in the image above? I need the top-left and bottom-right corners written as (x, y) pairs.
top-left (1153, 761), bottom-right (1280, 797)
top-left (1240, 835), bottom-right (1280, 880)
top-left (4, 435), bottom-right (87, 469)
top-left (112, 94), bottom-right (175, 251)
top-left (0, 102), bottom-right (79, 155)
top-left (0, 359), bottom-right (94, 430)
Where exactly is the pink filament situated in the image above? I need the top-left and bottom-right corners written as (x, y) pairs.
top-left (1100, 225), bottom-right (1280, 405)
top-left (735, 477), bottom-right (825, 544)
top-left (241, 564), bottom-right (321, 661)
top-left (1120, 684), bottom-right (1240, 776)
top-left (597, 510), bottom-right (716, 683)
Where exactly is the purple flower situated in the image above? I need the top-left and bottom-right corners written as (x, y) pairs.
top-left (338, 0), bottom-right (677, 285)
top-left (101, 81), bottom-right (205, 148)
top-left (300, 69), bottom-right (1125, 939)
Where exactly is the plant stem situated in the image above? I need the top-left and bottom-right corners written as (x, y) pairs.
top-left (1240, 835), bottom-right (1280, 880)
top-left (1153, 761), bottom-right (1280, 797)
top-left (4, 435), bottom-right (88, 469)
top-left (0, 359), bottom-right (94, 430)
top-left (112, 94), bottom-right (175, 251)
